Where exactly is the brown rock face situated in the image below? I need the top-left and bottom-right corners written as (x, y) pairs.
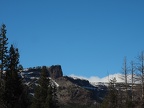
top-left (48, 65), bottom-right (63, 79)
top-left (26, 65), bottom-right (63, 79)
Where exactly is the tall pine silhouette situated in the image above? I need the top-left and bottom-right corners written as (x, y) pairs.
top-left (31, 66), bottom-right (50, 108)
top-left (0, 24), bottom-right (8, 108)
top-left (4, 45), bottom-right (29, 108)
top-left (31, 66), bottom-right (59, 108)
top-left (0, 24), bottom-right (8, 79)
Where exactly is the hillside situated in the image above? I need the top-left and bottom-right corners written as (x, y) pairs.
top-left (20, 65), bottom-right (108, 107)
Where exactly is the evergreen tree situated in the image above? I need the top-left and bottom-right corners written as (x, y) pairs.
top-left (52, 85), bottom-right (59, 108)
top-left (31, 66), bottom-right (59, 108)
top-left (31, 66), bottom-right (50, 108)
top-left (0, 79), bottom-right (5, 108)
top-left (0, 24), bottom-right (8, 79)
top-left (45, 84), bottom-right (59, 108)
top-left (45, 84), bottom-right (53, 108)
top-left (4, 45), bottom-right (29, 108)
top-left (18, 64), bottom-right (24, 71)
top-left (101, 78), bottom-right (118, 108)
top-left (0, 24), bottom-right (8, 108)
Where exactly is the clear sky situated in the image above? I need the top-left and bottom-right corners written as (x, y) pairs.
top-left (0, 0), bottom-right (144, 78)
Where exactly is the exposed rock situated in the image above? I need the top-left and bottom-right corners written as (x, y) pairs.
top-left (65, 76), bottom-right (91, 87)
top-left (48, 65), bottom-right (63, 79)
top-left (25, 65), bottom-right (63, 79)
top-left (55, 77), bottom-right (96, 106)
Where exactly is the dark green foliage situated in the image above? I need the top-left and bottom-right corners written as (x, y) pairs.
top-left (6, 45), bottom-right (19, 77)
top-left (31, 66), bottom-right (59, 108)
top-left (101, 78), bottom-right (118, 108)
top-left (18, 64), bottom-right (24, 71)
top-left (0, 24), bottom-right (30, 108)
top-left (52, 85), bottom-right (59, 108)
top-left (0, 24), bottom-right (9, 108)
top-left (31, 66), bottom-right (50, 108)
top-left (31, 86), bottom-right (41, 108)
top-left (45, 85), bottom-right (59, 108)
top-left (0, 24), bottom-right (8, 78)
top-left (44, 85), bottom-right (53, 108)
top-left (0, 79), bottom-right (5, 108)
top-left (3, 45), bottom-right (29, 108)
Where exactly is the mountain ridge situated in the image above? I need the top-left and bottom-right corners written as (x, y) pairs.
top-left (20, 65), bottom-right (107, 107)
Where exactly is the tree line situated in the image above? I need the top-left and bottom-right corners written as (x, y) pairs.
top-left (0, 24), bottom-right (59, 108)
top-left (101, 53), bottom-right (144, 108)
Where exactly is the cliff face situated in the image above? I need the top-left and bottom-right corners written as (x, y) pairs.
top-left (48, 65), bottom-right (63, 79)
top-left (25, 65), bottom-right (63, 79)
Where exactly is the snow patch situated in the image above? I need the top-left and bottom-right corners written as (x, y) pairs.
top-left (51, 79), bottom-right (59, 87)
top-left (69, 73), bottom-right (141, 85)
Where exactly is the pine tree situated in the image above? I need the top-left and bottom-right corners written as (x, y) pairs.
top-left (4, 45), bottom-right (29, 108)
top-left (0, 24), bottom-right (8, 108)
top-left (18, 64), bottom-right (24, 71)
top-left (0, 24), bottom-right (8, 79)
top-left (44, 81), bottom-right (59, 108)
top-left (51, 85), bottom-right (59, 108)
top-left (31, 66), bottom-right (50, 108)
top-left (0, 78), bottom-right (5, 108)
top-left (31, 66), bottom-right (59, 108)
top-left (101, 78), bottom-right (118, 108)
top-left (45, 85), bottom-right (53, 108)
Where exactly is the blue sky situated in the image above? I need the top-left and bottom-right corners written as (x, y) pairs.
top-left (0, 0), bottom-right (144, 78)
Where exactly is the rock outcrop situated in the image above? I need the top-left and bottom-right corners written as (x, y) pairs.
top-left (48, 65), bottom-right (63, 79)
top-left (25, 65), bottom-right (63, 79)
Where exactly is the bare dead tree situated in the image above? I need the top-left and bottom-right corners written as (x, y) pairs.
top-left (121, 57), bottom-right (129, 94)
top-left (130, 61), bottom-right (135, 101)
top-left (137, 51), bottom-right (144, 100)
